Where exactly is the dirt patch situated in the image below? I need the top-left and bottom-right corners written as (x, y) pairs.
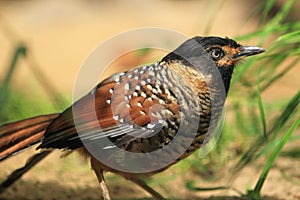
top-left (0, 149), bottom-right (299, 200)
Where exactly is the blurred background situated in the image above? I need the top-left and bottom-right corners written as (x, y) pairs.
top-left (0, 0), bottom-right (299, 200)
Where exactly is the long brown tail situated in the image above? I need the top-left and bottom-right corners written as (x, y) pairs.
top-left (0, 114), bottom-right (59, 161)
top-left (0, 114), bottom-right (59, 193)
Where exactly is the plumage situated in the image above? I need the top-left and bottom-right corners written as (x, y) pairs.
top-left (0, 36), bottom-right (264, 200)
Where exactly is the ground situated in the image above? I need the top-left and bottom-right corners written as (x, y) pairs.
top-left (0, 145), bottom-right (299, 200)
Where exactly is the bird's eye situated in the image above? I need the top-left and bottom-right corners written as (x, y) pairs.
top-left (209, 48), bottom-right (224, 61)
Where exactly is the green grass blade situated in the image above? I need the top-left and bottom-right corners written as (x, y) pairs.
top-left (271, 90), bottom-right (300, 137)
top-left (186, 181), bottom-right (230, 192)
top-left (269, 0), bottom-right (296, 25)
top-left (1, 44), bottom-right (26, 86)
top-left (276, 29), bottom-right (300, 45)
top-left (0, 44), bottom-right (27, 120)
top-left (256, 134), bottom-right (300, 160)
top-left (247, 115), bottom-right (300, 199)
top-left (260, 0), bottom-right (276, 24)
top-left (234, 90), bottom-right (300, 172)
top-left (280, 148), bottom-right (300, 158)
top-left (257, 68), bottom-right (267, 139)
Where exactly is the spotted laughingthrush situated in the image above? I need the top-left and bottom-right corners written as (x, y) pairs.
top-left (0, 36), bottom-right (264, 199)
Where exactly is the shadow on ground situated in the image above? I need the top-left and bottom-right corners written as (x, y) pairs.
top-left (0, 180), bottom-right (285, 200)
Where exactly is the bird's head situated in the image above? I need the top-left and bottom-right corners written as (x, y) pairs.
top-left (162, 36), bottom-right (264, 68)
top-left (193, 36), bottom-right (265, 68)
top-left (162, 36), bottom-right (265, 93)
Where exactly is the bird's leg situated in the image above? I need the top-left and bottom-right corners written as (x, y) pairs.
top-left (94, 169), bottom-right (111, 200)
top-left (129, 177), bottom-right (166, 200)
top-left (90, 157), bottom-right (111, 200)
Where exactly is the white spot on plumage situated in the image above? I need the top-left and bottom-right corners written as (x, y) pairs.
top-left (113, 74), bottom-right (120, 82)
top-left (134, 76), bottom-right (139, 80)
top-left (106, 99), bottom-right (111, 104)
top-left (141, 80), bottom-right (146, 85)
top-left (137, 102), bottom-right (142, 107)
top-left (141, 92), bottom-right (147, 98)
top-left (113, 114), bottom-right (119, 120)
top-left (164, 87), bottom-right (170, 95)
top-left (103, 145), bottom-right (116, 150)
top-left (147, 85), bottom-right (153, 90)
top-left (109, 88), bottom-right (114, 94)
top-left (133, 92), bottom-right (138, 97)
top-left (140, 110), bottom-right (146, 115)
top-left (159, 99), bottom-right (165, 104)
top-left (124, 83), bottom-right (130, 91)
top-left (149, 71), bottom-right (155, 77)
top-left (147, 123), bottom-right (156, 129)
top-left (135, 85), bottom-right (141, 90)
top-left (158, 119), bottom-right (165, 124)
top-left (156, 86), bottom-right (162, 94)
top-left (151, 95), bottom-right (157, 99)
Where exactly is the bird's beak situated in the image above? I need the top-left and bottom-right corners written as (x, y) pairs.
top-left (234, 46), bottom-right (265, 59)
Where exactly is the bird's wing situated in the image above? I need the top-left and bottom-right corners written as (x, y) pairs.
top-left (39, 70), bottom-right (180, 151)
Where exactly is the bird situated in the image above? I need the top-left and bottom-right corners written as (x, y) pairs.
top-left (0, 36), bottom-right (264, 200)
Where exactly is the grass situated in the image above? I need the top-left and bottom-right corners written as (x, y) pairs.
top-left (0, 44), bottom-right (27, 122)
top-left (245, 115), bottom-right (300, 200)
top-left (0, 43), bottom-right (69, 124)
top-left (187, 0), bottom-right (300, 199)
top-left (0, 0), bottom-right (299, 199)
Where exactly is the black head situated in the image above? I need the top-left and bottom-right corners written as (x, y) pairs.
top-left (162, 36), bottom-right (265, 93)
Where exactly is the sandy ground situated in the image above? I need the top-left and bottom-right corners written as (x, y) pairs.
top-left (0, 147), bottom-right (299, 200)
top-left (0, 1), bottom-right (299, 200)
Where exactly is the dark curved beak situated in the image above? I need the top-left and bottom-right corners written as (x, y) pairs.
top-left (234, 46), bottom-right (265, 59)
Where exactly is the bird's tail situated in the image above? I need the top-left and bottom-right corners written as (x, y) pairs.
top-left (0, 114), bottom-right (59, 193)
top-left (0, 114), bottom-right (59, 161)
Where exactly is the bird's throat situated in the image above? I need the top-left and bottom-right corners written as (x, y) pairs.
top-left (217, 66), bottom-right (234, 95)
